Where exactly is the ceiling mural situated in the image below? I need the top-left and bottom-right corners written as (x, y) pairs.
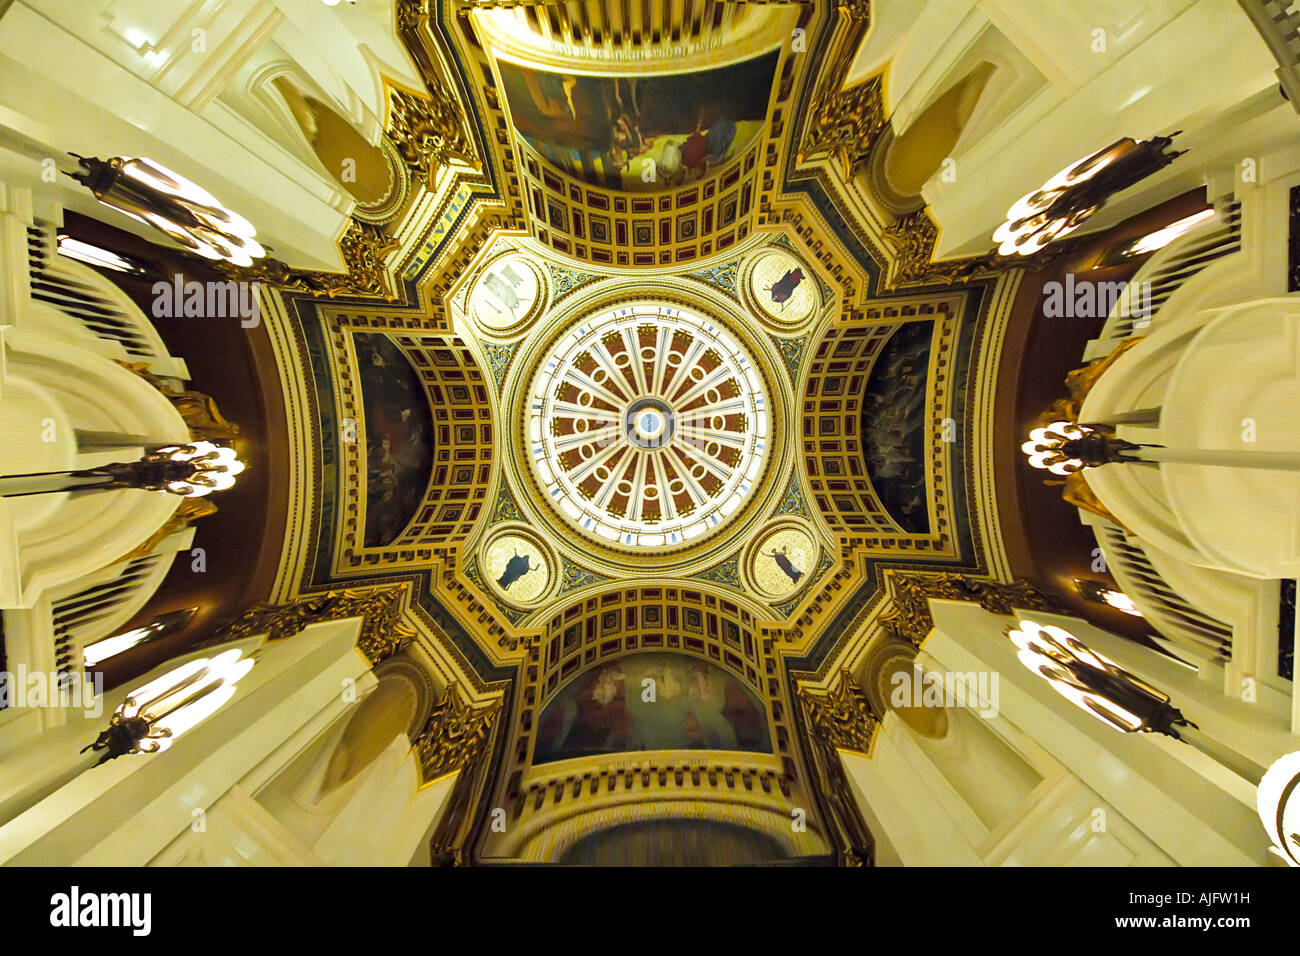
top-left (303, 315), bottom-right (497, 580)
top-left (860, 319), bottom-right (936, 534)
top-left (534, 651), bottom-right (772, 763)
top-left (256, 0), bottom-right (1010, 866)
top-left (355, 332), bottom-right (436, 547)
top-left (468, 252), bottom-right (545, 334)
top-left (557, 819), bottom-right (791, 867)
top-left (800, 291), bottom-right (975, 563)
top-left (745, 521), bottom-right (821, 602)
top-left (496, 50), bottom-right (780, 191)
top-left (485, 536), bottom-right (545, 601)
top-left (476, 523), bottom-right (556, 610)
top-left (743, 247), bottom-right (820, 329)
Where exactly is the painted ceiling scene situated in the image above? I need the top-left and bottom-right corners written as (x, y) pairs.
top-left (0, 0), bottom-right (1299, 893)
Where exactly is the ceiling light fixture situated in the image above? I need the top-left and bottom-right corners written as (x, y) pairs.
top-left (1021, 421), bottom-right (1147, 474)
top-left (56, 234), bottom-right (145, 275)
top-left (83, 625), bottom-right (163, 668)
top-left (1125, 208), bottom-right (1217, 257)
top-left (992, 134), bottom-right (1187, 257)
top-left (1074, 578), bottom-right (1143, 617)
top-left (81, 649), bottom-right (254, 764)
top-left (66, 155), bottom-right (265, 266)
top-left (1008, 619), bottom-right (1194, 737)
top-left (1023, 420), bottom-right (1300, 475)
top-left (0, 441), bottom-right (245, 499)
top-left (82, 608), bottom-right (196, 668)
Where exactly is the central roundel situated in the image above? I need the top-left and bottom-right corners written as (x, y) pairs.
top-left (625, 397), bottom-right (675, 448)
top-left (526, 301), bottom-right (769, 549)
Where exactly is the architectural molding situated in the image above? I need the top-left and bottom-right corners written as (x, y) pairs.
top-left (877, 571), bottom-right (1062, 648)
top-left (415, 682), bottom-right (502, 784)
top-left (209, 584), bottom-right (416, 666)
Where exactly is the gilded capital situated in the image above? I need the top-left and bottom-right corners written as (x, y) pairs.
top-left (415, 683), bottom-right (501, 784)
top-left (799, 668), bottom-right (879, 755)
top-left (213, 584), bottom-right (415, 665)
top-left (879, 571), bottom-right (1063, 647)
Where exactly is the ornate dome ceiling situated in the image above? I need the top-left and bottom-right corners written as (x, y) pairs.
top-left (3, 0), bottom-right (1294, 876)
top-left (490, 263), bottom-right (793, 581)
top-left (523, 299), bottom-right (769, 549)
top-left (233, 0), bottom-right (1032, 866)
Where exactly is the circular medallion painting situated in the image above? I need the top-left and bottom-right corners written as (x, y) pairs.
top-left (470, 254), bottom-right (543, 334)
top-left (747, 250), bottom-right (818, 328)
top-left (747, 525), bottom-right (819, 600)
top-left (483, 531), bottom-right (551, 606)
top-left (525, 301), bottom-right (770, 549)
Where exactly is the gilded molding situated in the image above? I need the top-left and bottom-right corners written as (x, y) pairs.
top-left (414, 682), bottom-right (502, 784)
top-left (350, 136), bottom-right (411, 226)
top-left (394, 0), bottom-right (430, 33)
top-left (799, 73), bottom-right (885, 181)
top-left (217, 220), bottom-right (400, 300)
top-left (546, 262), bottom-right (599, 300)
top-left (689, 262), bottom-right (739, 295)
top-left (878, 571), bottom-right (1063, 648)
top-left (490, 483), bottom-right (523, 524)
top-left (881, 210), bottom-right (1080, 290)
top-left (797, 666), bottom-right (877, 865)
top-left (693, 553), bottom-right (743, 590)
top-left (481, 340), bottom-right (515, 390)
top-left (558, 558), bottom-right (609, 595)
top-left (797, 3), bottom-right (880, 180)
top-left (793, 12), bottom-right (989, 293)
top-left (880, 210), bottom-right (991, 289)
top-left (115, 496), bottom-right (217, 565)
top-left (773, 333), bottom-right (806, 381)
top-left (834, 0), bottom-right (873, 20)
top-left (420, 681), bottom-right (504, 866)
top-left (774, 476), bottom-right (809, 517)
top-left (117, 362), bottom-right (242, 443)
top-left (212, 584), bottom-right (416, 666)
top-left (798, 667), bottom-right (878, 754)
top-left (387, 86), bottom-right (476, 190)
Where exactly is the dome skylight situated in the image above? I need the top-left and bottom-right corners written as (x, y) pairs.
top-left (525, 301), bottom-right (769, 549)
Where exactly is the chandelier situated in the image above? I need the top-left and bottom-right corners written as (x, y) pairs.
top-left (0, 441), bottom-right (245, 499)
top-left (992, 134), bottom-right (1185, 257)
top-left (1021, 421), bottom-right (1146, 475)
top-left (126, 441), bottom-right (246, 496)
top-left (68, 155), bottom-right (265, 266)
top-left (1008, 619), bottom-right (1194, 738)
top-left (82, 649), bottom-right (254, 764)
